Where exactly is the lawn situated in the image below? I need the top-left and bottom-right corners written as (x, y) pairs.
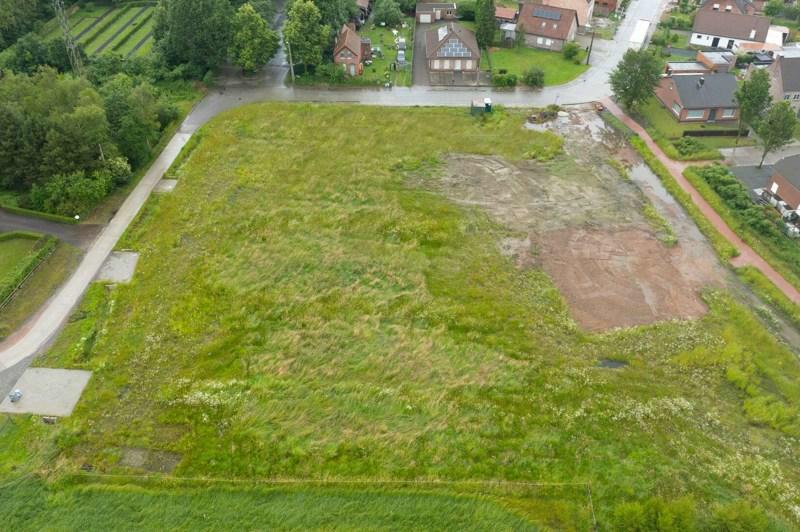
top-left (0, 235), bottom-right (38, 279)
top-left (635, 97), bottom-right (756, 158)
top-left (486, 46), bottom-right (588, 86)
top-left (2, 104), bottom-right (797, 528)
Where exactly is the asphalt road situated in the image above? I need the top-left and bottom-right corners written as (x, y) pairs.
top-left (0, 209), bottom-right (101, 250)
top-left (0, 0), bottom-right (670, 381)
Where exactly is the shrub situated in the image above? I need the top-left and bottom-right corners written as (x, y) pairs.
top-left (708, 500), bottom-right (772, 531)
top-left (562, 41), bottom-right (580, 61)
top-left (522, 67), bottom-right (544, 88)
top-left (104, 157), bottom-right (133, 185)
top-left (28, 171), bottom-right (113, 217)
top-left (525, 131), bottom-right (563, 161)
top-left (673, 136), bottom-right (705, 156)
top-left (611, 497), bottom-right (697, 531)
top-left (492, 73), bottom-right (517, 87)
top-left (457, 0), bottom-right (476, 20)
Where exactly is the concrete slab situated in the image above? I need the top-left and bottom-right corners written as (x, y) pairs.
top-left (96, 251), bottom-right (139, 283)
top-left (154, 179), bottom-right (178, 193)
top-left (0, 368), bottom-right (92, 416)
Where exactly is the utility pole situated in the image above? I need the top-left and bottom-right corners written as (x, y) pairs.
top-left (585, 26), bottom-right (596, 65)
top-left (53, 0), bottom-right (84, 77)
top-left (286, 40), bottom-right (295, 83)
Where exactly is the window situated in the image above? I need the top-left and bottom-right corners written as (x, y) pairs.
top-left (686, 110), bottom-right (705, 120)
top-left (465, 60), bottom-right (473, 69)
top-left (454, 60), bottom-right (462, 71)
top-left (537, 37), bottom-right (544, 44)
top-left (786, 95), bottom-right (792, 100)
top-left (771, 182), bottom-right (780, 194)
top-left (696, 34), bottom-right (702, 39)
top-left (725, 5), bottom-right (732, 10)
top-left (721, 108), bottom-right (736, 118)
top-left (712, 3), bottom-right (719, 9)
top-left (433, 60), bottom-right (440, 69)
top-left (672, 102), bottom-right (682, 116)
top-left (794, 94), bottom-right (800, 100)
top-left (545, 39), bottom-right (552, 46)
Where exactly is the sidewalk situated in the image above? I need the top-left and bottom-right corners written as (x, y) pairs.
top-left (602, 98), bottom-right (800, 305)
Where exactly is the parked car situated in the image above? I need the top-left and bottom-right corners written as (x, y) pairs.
top-left (397, 50), bottom-right (406, 64)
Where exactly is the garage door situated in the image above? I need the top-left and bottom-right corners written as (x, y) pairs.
top-left (420, 14), bottom-right (431, 23)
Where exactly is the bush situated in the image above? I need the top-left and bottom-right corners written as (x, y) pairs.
top-left (104, 157), bottom-right (133, 186)
top-left (673, 136), bottom-right (705, 156)
top-left (708, 500), bottom-right (772, 531)
top-left (522, 67), bottom-right (545, 88)
top-left (492, 73), bottom-right (517, 87)
top-left (28, 171), bottom-right (113, 217)
top-left (457, 0), bottom-right (476, 20)
top-left (562, 41), bottom-right (580, 61)
top-left (612, 497), bottom-right (697, 531)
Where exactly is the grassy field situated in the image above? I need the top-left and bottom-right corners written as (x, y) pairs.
top-left (4, 104), bottom-right (800, 528)
top-left (0, 236), bottom-right (38, 278)
top-left (0, 241), bottom-right (81, 339)
top-left (485, 46), bottom-right (588, 86)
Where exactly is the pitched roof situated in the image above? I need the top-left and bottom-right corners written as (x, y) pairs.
top-left (495, 6), bottom-right (517, 20)
top-left (334, 24), bottom-right (362, 57)
top-left (528, 0), bottom-right (593, 26)
top-left (776, 56), bottom-right (800, 92)
top-left (416, 2), bottom-right (457, 12)
top-left (425, 23), bottom-right (480, 59)
top-left (692, 11), bottom-right (770, 42)
top-left (700, 0), bottom-right (755, 14)
top-left (672, 74), bottom-right (738, 109)
top-left (517, 3), bottom-right (578, 41)
top-left (774, 155), bottom-right (800, 189)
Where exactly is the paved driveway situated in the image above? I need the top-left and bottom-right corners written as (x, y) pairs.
top-left (0, 209), bottom-right (101, 250)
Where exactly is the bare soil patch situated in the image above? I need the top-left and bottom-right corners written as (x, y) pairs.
top-left (119, 447), bottom-right (181, 473)
top-left (432, 108), bottom-right (725, 330)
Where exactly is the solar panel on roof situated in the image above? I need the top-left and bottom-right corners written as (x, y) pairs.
top-left (533, 8), bottom-right (561, 20)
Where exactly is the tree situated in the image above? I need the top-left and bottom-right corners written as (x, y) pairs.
top-left (475, 0), bottom-right (496, 49)
top-left (373, 0), bottom-right (403, 26)
top-left (309, 0), bottom-right (357, 33)
top-left (609, 49), bottom-right (662, 111)
top-left (154, 0), bottom-right (233, 73)
top-left (756, 101), bottom-right (797, 167)
top-left (229, 3), bottom-right (279, 72)
top-left (735, 68), bottom-right (771, 146)
top-left (284, 0), bottom-right (330, 73)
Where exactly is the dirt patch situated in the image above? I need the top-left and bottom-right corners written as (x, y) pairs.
top-left (119, 447), bottom-right (181, 473)
top-left (431, 107), bottom-right (725, 330)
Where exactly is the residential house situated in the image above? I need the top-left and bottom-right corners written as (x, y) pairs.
top-left (425, 23), bottom-right (481, 84)
top-left (495, 6), bottom-right (517, 23)
top-left (594, 0), bottom-right (617, 16)
top-left (517, 2), bottom-right (578, 50)
top-left (767, 55), bottom-right (800, 115)
top-left (690, 11), bottom-right (784, 51)
top-left (416, 2), bottom-right (457, 24)
top-left (768, 155), bottom-right (800, 210)
top-left (530, 0), bottom-right (594, 28)
top-left (333, 24), bottom-right (372, 76)
top-left (654, 73), bottom-right (739, 122)
top-left (697, 0), bottom-right (757, 15)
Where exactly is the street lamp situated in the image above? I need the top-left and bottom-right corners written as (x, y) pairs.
top-left (585, 24), bottom-right (596, 65)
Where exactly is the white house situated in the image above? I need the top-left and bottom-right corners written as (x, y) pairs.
top-left (690, 11), bottom-right (770, 51)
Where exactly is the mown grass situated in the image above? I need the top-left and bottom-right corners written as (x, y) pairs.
top-left (0, 236), bottom-right (37, 278)
top-left (485, 46), bottom-right (588, 86)
top-left (0, 241), bottom-right (82, 340)
top-left (10, 104), bottom-right (800, 527)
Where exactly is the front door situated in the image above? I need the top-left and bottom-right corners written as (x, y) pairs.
top-left (708, 109), bottom-right (717, 122)
top-left (711, 37), bottom-right (720, 47)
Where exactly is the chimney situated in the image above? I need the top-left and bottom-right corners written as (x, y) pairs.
top-left (697, 76), bottom-right (705, 89)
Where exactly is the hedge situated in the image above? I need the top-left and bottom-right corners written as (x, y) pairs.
top-left (736, 266), bottom-right (800, 330)
top-left (0, 205), bottom-right (78, 224)
top-left (0, 233), bottom-right (57, 307)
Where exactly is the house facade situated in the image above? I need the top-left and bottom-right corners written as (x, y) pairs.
top-left (767, 55), bottom-right (800, 115)
top-left (768, 155), bottom-right (800, 210)
top-left (333, 24), bottom-right (371, 76)
top-left (416, 2), bottom-right (457, 23)
top-left (690, 10), bottom-right (770, 51)
top-left (517, 3), bottom-right (578, 51)
top-left (654, 73), bottom-right (739, 123)
top-left (425, 23), bottom-right (480, 84)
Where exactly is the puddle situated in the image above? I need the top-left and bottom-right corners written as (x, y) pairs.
top-left (598, 358), bottom-right (629, 369)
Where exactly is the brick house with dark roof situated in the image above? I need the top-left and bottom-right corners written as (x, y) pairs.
top-left (517, 3), bottom-right (578, 51)
top-left (767, 55), bottom-right (800, 115)
top-left (425, 23), bottom-right (480, 84)
top-left (768, 155), bottom-right (800, 210)
top-left (654, 73), bottom-right (739, 123)
top-left (333, 24), bottom-right (372, 76)
top-left (690, 11), bottom-right (770, 51)
top-left (416, 2), bottom-right (457, 24)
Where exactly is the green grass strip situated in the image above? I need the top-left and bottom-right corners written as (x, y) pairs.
top-left (111, 9), bottom-right (154, 54)
top-left (80, 5), bottom-right (131, 49)
top-left (0, 233), bottom-right (57, 307)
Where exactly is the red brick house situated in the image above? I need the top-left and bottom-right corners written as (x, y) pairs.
top-left (425, 23), bottom-right (481, 84)
top-left (654, 73), bottom-right (739, 123)
top-left (517, 3), bottom-right (578, 51)
top-left (769, 155), bottom-right (800, 210)
top-left (333, 24), bottom-right (372, 76)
